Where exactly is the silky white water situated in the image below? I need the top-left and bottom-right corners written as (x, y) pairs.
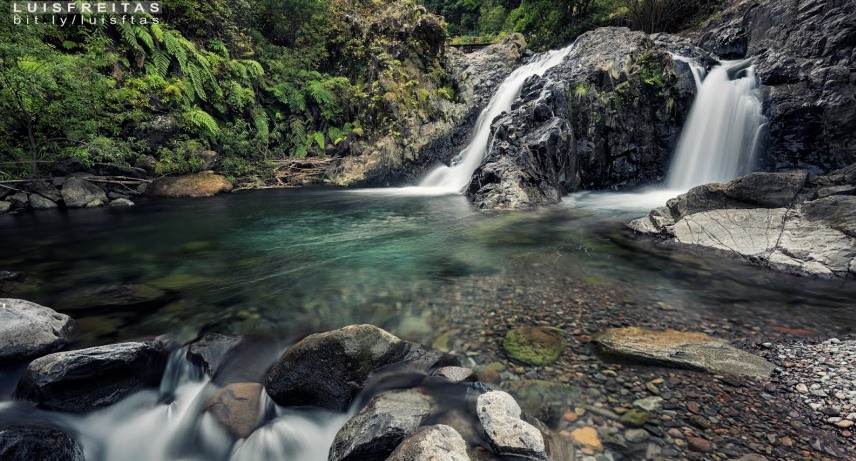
top-left (418, 44), bottom-right (576, 192)
top-left (667, 58), bottom-right (767, 190)
top-left (28, 350), bottom-right (351, 461)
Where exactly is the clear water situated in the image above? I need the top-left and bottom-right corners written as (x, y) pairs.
top-left (418, 44), bottom-right (575, 192)
top-left (2, 189), bottom-right (856, 460)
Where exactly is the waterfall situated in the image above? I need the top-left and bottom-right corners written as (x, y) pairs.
top-left (418, 44), bottom-right (576, 192)
top-left (667, 58), bottom-right (767, 190)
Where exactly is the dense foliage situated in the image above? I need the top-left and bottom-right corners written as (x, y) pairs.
top-left (421, 0), bottom-right (721, 50)
top-left (0, 0), bottom-right (450, 182)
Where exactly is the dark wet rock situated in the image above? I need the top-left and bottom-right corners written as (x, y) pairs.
top-left (0, 299), bottom-right (77, 365)
top-left (630, 168), bottom-right (856, 278)
top-left (135, 114), bottom-right (178, 150)
top-left (692, 0), bottom-right (856, 173)
top-left (0, 273), bottom-right (43, 298)
top-left (329, 389), bottom-right (432, 461)
top-left (28, 194), bottom-right (58, 210)
top-left (146, 173), bottom-right (233, 198)
top-left (590, 327), bottom-right (776, 378)
top-left (386, 424), bottom-right (471, 461)
top-left (502, 325), bottom-right (566, 366)
top-left (186, 333), bottom-right (241, 376)
top-left (50, 158), bottom-right (88, 176)
top-left (501, 380), bottom-right (577, 426)
top-left (476, 390), bottom-right (547, 459)
top-left (194, 150), bottom-right (219, 171)
top-left (0, 201), bottom-right (10, 214)
top-left (0, 425), bottom-right (85, 461)
top-left (8, 193), bottom-right (29, 210)
top-left (26, 180), bottom-right (62, 203)
top-left (265, 325), bottom-right (411, 411)
top-left (134, 155), bottom-right (157, 175)
top-left (56, 284), bottom-right (167, 310)
top-left (468, 79), bottom-right (576, 210)
top-left (202, 382), bottom-right (263, 438)
top-left (61, 177), bottom-right (108, 208)
top-left (96, 163), bottom-right (148, 179)
top-left (15, 340), bottom-right (169, 412)
top-left (556, 27), bottom-right (699, 190)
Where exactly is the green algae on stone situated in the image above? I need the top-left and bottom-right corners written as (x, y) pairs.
top-left (502, 325), bottom-right (566, 366)
top-left (620, 408), bottom-right (650, 427)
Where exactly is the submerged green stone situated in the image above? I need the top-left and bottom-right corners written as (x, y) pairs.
top-left (620, 408), bottom-right (650, 427)
top-left (502, 325), bottom-right (567, 366)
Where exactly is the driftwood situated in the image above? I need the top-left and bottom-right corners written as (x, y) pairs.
top-left (271, 157), bottom-right (333, 187)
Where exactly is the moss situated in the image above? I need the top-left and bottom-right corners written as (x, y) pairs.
top-left (620, 408), bottom-right (650, 427)
top-left (502, 325), bottom-right (567, 366)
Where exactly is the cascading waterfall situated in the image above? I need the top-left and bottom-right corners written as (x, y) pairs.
top-left (418, 44), bottom-right (576, 192)
top-left (667, 57), bottom-right (767, 190)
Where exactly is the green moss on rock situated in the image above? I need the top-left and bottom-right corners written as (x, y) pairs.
top-left (620, 408), bottom-right (650, 427)
top-left (502, 325), bottom-right (566, 366)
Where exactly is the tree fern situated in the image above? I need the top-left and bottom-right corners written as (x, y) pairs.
top-left (253, 109), bottom-right (270, 142)
top-left (152, 51), bottom-right (170, 78)
top-left (184, 108), bottom-right (219, 139)
top-left (150, 24), bottom-right (164, 43)
top-left (289, 116), bottom-right (307, 144)
top-left (307, 80), bottom-right (334, 108)
top-left (188, 63), bottom-right (206, 101)
top-left (242, 60), bottom-right (264, 78)
top-left (311, 131), bottom-right (325, 151)
top-left (135, 26), bottom-right (155, 53)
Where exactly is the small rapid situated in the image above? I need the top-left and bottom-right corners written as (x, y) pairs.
top-left (417, 44), bottom-right (576, 192)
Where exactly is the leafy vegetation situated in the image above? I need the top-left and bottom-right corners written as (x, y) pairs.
top-left (421, 0), bottom-right (721, 50)
top-left (0, 0), bottom-right (450, 183)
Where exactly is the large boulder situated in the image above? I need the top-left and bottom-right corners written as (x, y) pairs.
top-left (386, 424), bottom-right (471, 461)
top-left (692, 0), bottom-right (856, 173)
top-left (468, 79), bottom-right (577, 209)
top-left (146, 173), bottom-right (233, 198)
top-left (15, 341), bottom-right (170, 412)
top-left (264, 325), bottom-right (411, 411)
top-left (186, 333), bottom-right (241, 376)
top-left (0, 425), bottom-right (85, 461)
top-left (476, 391), bottom-right (547, 460)
top-left (328, 389), bottom-right (432, 461)
top-left (61, 177), bottom-right (108, 208)
top-left (629, 168), bottom-right (856, 278)
top-left (0, 299), bottom-right (78, 365)
top-left (591, 327), bottom-right (776, 378)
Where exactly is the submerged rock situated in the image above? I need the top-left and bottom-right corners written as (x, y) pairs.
top-left (0, 299), bottom-right (78, 365)
top-left (476, 390), bottom-right (547, 460)
top-left (16, 340), bottom-right (169, 412)
top-left (61, 177), bottom-right (108, 208)
top-left (56, 283), bottom-right (167, 310)
top-left (329, 389), bottom-right (432, 461)
top-left (146, 173), bottom-right (233, 198)
top-left (202, 382), bottom-right (263, 438)
top-left (0, 425), bottom-right (85, 461)
top-left (502, 326), bottom-right (566, 366)
top-left (590, 327), bottom-right (775, 378)
top-left (386, 424), bottom-right (471, 461)
top-left (265, 324), bottom-right (411, 411)
top-left (501, 380), bottom-right (577, 426)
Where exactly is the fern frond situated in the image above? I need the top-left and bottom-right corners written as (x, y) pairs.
top-left (135, 27), bottom-right (155, 53)
top-left (253, 109), bottom-right (270, 141)
top-left (188, 63), bottom-right (206, 101)
top-left (150, 24), bottom-right (164, 42)
top-left (152, 51), bottom-right (170, 78)
top-left (242, 60), bottom-right (264, 78)
top-left (184, 108), bottom-right (219, 138)
top-left (311, 131), bottom-right (325, 150)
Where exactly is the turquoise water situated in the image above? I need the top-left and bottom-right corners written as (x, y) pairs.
top-left (1, 188), bottom-right (855, 346)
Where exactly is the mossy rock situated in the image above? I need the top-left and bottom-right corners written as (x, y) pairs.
top-left (502, 379), bottom-right (578, 425)
top-left (620, 408), bottom-right (650, 427)
top-left (502, 325), bottom-right (566, 366)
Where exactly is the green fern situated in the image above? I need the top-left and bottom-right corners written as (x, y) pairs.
top-left (184, 108), bottom-right (220, 138)
top-left (188, 63), bottom-right (206, 101)
top-left (242, 60), bottom-right (264, 78)
top-left (253, 109), bottom-right (270, 142)
top-left (311, 131), bottom-right (325, 150)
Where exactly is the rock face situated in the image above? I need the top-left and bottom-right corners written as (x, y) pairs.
top-left (202, 382), bottom-right (263, 438)
top-left (329, 34), bottom-right (527, 187)
top-left (629, 168), bottom-right (856, 278)
top-left (502, 326), bottom-right (566, 366)
top-left (264, 325), bottom-right (411, 411)
top-left (591, 327), bottom-right (776, 378)
top-left (16, 341), bottom-right (169, 412)
top-left (553, 27), bottom-right (699, 190)
top-left (386, 425), bottom-right (471, 461)
top-left (328, 389), bottom-right (432, 461)
top-left (0, 299), bottom-right (78, 365)
top-left (60, 177), bottom-right (108, 208)
top-left (0, 425), bottom-right (85, 461)
top-left (467, 79), bottom-right (577, 209)
top-left (476, 391), bottom-right (547, 460)
top-left (691, 0), bottom-right (856, 173)
top-left (146, 173), bottom-right (233, 198)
